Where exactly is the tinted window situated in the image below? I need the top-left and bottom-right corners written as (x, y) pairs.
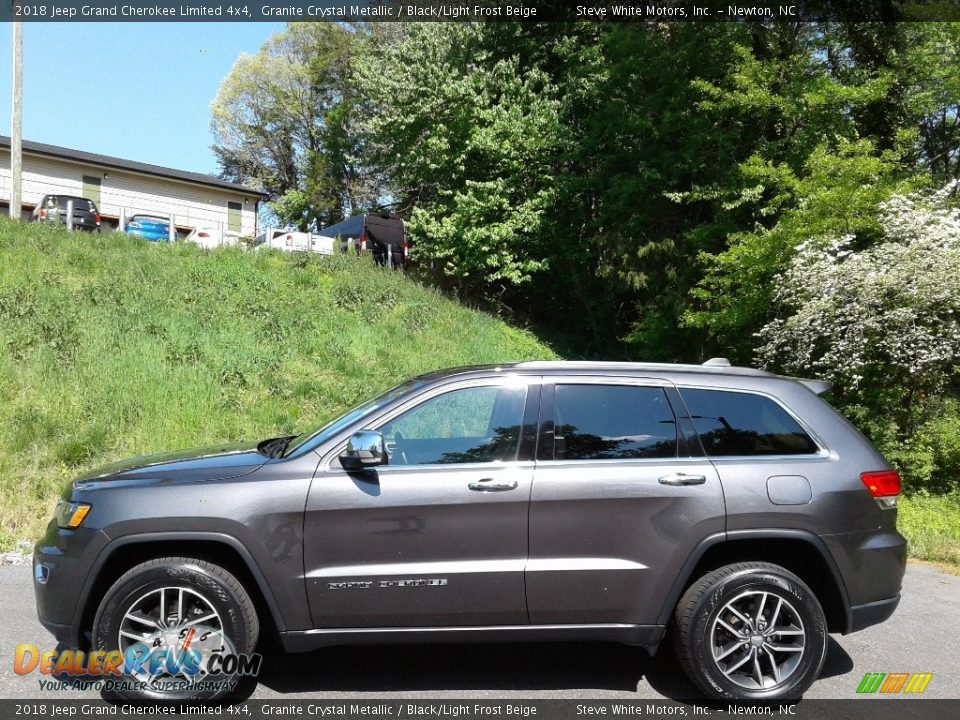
top-left (52, 196), bottom-right (95, 212)
top-left (378, 385), bottom-right (527, 465)
top-left (553, 385), bottom-right (677, 460)
top-left (681, 389), bottom-right (818, 456)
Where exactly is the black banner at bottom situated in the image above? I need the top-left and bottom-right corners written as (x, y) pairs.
top-left (0, 699), bottom-right (956, 720)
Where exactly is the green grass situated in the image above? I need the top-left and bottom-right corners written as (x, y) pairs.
top-left (0, 218), bottom-right (555, 549)
top-left (898, 493), bottom-right (960, 568)
top-left (3, 219), bottom-right (958, 570)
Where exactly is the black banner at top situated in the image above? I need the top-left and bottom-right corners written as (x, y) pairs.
top-left (0, 699), bottom-right (959, 719)
top-left (1, 0), bottom-right (959, 22)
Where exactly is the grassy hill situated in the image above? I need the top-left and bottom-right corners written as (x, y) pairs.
top-left (0, 218), bottom-right (555, 549)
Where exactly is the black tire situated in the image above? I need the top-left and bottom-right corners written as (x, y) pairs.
top-left (92, 557), bottom-right (259, 701)
top-left (674, 562), bottom-right (827, 701)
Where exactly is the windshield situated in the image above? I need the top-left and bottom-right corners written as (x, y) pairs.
top-left (282, 379), bottom-right (426, 457)
top-left (53, 197), bottom-right (95, 211)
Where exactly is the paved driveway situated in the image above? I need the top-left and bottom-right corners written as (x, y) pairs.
top-left (0, 562), bottom-right (956, 700)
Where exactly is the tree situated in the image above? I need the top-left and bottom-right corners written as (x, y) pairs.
top-left (556, 23), bottom-right (747, 358)
top-left (680, 23), bottom-right (929, 357)
top-left (900, 23), bottom-right (960, 181)
top-left (211, 23), bottom-right (373, 230)
top-left (684, 139), bottom-right (913, 359)
top-left (355, 24), bottom-right (562, 295)
top-left (756, 182), bottom-right (960, 427)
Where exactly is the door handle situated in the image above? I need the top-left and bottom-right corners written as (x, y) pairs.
top-left (468, 479), bottom-right (518, 492)
top-left (658, 473), bottom-right (707, 486)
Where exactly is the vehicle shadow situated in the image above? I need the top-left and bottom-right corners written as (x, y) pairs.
top-left (819, 636), bottom-right (856, 679)
top-left (239, 635), bottom-right (854, 700)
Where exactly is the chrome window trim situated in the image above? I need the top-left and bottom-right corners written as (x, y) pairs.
top-left (533, 457), bottom-right (718, 468)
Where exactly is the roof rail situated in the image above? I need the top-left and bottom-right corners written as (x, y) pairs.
top-left (513, 360), bottom-right (771, 377)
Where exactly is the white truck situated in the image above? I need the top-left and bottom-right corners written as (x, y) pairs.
top-left (253, 229), bottom-right (336, 255)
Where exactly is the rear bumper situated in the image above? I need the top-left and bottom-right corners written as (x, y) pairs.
top-left (822, 527), bottom-right (907, 619)
top-left (846, 594), bottom-right (900, 634)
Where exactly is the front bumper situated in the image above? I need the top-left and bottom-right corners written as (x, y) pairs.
top-left (33, 520), bottom-right (110, 649)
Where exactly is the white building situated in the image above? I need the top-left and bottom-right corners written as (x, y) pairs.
top-left (0, 136), bottom-right (266, 237)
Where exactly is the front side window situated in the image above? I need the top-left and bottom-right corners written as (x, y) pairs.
top-left (680, 388), bottom-right (819, 456)
top-left (378, 385), bottom-right (527, 466)
top-left (552, 384), bottom-right (678, 460)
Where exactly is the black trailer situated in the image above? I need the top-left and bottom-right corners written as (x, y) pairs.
top-left (321, 212), bottom-right (409, 269)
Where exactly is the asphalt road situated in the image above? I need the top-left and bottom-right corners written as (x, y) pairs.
top-left (0, 562), bottom-right (957, 701)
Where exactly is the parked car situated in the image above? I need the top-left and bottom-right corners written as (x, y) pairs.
top-left (124, 214), bottom-right (170, 242)
top-left (184, 227), bottom-right (240, 249)
top-left (321, 212), bottom-right (409, 268)
top-left (30, 195), bottom-right (100, 232)
top-left (253, 229), bottom-right (335, 255)
top-left (33, 360), bottom-right (906, 701)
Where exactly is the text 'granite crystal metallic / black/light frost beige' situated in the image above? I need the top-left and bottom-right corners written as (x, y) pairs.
top-left (33, 360), bottom-right (907, 701)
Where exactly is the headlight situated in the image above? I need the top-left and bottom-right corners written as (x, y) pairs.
top-left (55, 500), bottom-right (91, 529)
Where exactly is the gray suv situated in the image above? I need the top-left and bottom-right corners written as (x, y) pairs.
top-left (33, 361), bottom-right (906, 702)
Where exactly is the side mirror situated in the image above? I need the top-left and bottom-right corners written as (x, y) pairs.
top-left (339, 430), bottom-right (388, 471)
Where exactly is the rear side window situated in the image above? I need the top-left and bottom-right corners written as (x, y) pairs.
top-left (680, 389), bottom-right (818, 456)
top-left (552, 385), bottom-right (677, 460)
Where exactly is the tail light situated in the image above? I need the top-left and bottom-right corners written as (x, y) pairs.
top-left (95, 214), bottom-right (101, 225)
top-left (403, 241), bottom-right (409, 258)
top-left (360, 234), bottom-right (367, 253)
top-left (198, 232), bottom-right (209, 239)
top-left (39, 209), bottom-right (46, 219)
top-left (861, 470), bottom-right (901, 509)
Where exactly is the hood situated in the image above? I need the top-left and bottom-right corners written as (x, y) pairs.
top-left (73, 441), bottom-right (268, 485)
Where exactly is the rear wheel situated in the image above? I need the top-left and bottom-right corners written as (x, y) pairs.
top-left (92, 557), bottom-right (259, 701)
top-left (674, 562), bottom-right (827, 701)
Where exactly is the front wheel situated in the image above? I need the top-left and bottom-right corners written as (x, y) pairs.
top-left (92, 557), bottom-right (259, 701)
top-left (674, 562), bottom-right (827, 701)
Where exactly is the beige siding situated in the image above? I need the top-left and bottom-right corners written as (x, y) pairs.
top-left (0, 149), bottom-right (258, 236)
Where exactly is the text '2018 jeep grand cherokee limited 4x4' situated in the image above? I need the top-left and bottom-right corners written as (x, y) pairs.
top-left (33, 360), bottom-right (907, 701)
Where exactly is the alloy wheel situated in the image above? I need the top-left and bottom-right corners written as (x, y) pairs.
top-left (709, 590), bottom-right (806, 690)
top-left (117, 586), bottom-right (226, 691)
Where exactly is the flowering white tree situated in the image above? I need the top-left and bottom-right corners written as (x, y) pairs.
top-left (756, 182), bottom-right (960, 399)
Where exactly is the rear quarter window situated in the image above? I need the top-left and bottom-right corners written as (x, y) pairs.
top-left (680, 388), bottom-right (819, 456)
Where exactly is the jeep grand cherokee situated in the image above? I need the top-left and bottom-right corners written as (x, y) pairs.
top-left (34, 360), bottom-right (907, 701)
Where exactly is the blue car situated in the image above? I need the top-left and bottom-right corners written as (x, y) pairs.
top-left (125, 214), bottom-right (171, 242)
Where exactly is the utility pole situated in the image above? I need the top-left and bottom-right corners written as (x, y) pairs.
top-left (10, 20), bottom-right (23, 221)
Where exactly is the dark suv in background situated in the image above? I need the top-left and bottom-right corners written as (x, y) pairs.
top-left (33, 360), bottom-right (906, 701)
top-left (30, 194), bottom-right (101, 232)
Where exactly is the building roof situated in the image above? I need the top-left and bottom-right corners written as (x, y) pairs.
top-left (0, 135), bottom-right (268, 198)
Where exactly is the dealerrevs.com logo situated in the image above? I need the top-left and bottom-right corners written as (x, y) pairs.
top-left (856, 672), bottom-right (934, 694)
top-left (13, 637), bottom-right (262, 694)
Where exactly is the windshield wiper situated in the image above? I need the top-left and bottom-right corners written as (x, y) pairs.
top-left (257, 435), bottom-right (297, 459)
